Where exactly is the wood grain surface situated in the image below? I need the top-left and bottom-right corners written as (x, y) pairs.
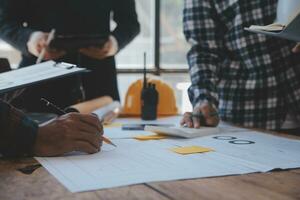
top-left (1, 131), bottom-right (299, 200)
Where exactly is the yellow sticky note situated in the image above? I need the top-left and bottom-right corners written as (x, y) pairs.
top-left (134, 135), bottom-right (168, 141)
top-left (171, 146), bottom-right (214, 155)
top-left (104, 123), bottom-right (123, 128)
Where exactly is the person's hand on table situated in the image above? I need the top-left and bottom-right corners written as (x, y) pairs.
top-left (180, 102), bottom-right (220, 128)
top-left (34, 113), bottom-right (103, 157)
top-left (79, 35), bottom-right (118, 60)
top-left (27, 31), bottom-right (65, 60)
top-left (292, 43), bottom-right (300, 53)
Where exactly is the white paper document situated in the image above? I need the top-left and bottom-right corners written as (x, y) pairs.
top-left (0, 61), bottom-right (85, 93)
top-left (92, 101), bottom-right (121, 120)
top-left (144, 125), bottom-right (220, 138)
top-left (36, 117), bottom-right (300, 192)
top-left (247, 24), bottom-right (285, 32)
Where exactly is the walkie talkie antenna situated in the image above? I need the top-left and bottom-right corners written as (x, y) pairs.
top-left (143, 52), bottom-right (147, 89)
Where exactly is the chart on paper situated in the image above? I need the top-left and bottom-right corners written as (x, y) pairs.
top-left (36, 118), bottom-right (300, 192)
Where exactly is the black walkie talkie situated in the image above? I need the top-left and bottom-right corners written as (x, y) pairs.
top-left (141, 53), bottom-right (159, 120)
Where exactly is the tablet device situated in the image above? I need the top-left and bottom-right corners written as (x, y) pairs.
top-left (49, 34), bottom-right (109, 51)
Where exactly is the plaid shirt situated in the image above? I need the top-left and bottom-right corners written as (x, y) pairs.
top-left (0, 100), bottom-right (38, 157)
top-left (184, 0), bottom-right (300, 130)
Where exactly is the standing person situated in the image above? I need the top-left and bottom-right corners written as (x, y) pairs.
top-left (181, 0), bottom-right (300, 132)
top-left (0, 0), bottom-right (140, 111)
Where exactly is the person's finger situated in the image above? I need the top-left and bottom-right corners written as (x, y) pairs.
top-left (74, 116), bottom-right (102, 135)
top-left (78, 131), bottom-right (101, 149)
top-left (200, 105), bottom-right (219, 127)
top-left (79, 47), bottom-right (108, 59)
top-left (70, 113), bottom-right (103, 133)
top-left (46, 47), bottom-right (65, 54)
top-left (36, 41), bottom-right (47, 54)
top-left (192, 114), bottom-right (201, 128)
top-left (193, 106), bottom-right (205, 128)
top-left (81, 46), bottom-right (106, 54)
top-left (76, 122), bottom-right (100, 135)
top-left (204, 113), bottom-right (218, 126)
top-left (77, 122), bottom-right (103, 138)
top-left (74, 141), bottom-right (99, 154)
top-left (89, 46), bottom-right (106, 52)
top-left (103, 41), bottom-right (111, 51)
top-left (292, 43), bottom-right (300, 53)
top-left (79, 50), bottom-right (99, 60)
top-left (89, 50), bottom-right (109, 58)
top-left (44, 50), bottom-right (65, 60)
top-left (68, 126), bottom-right (101, 150)
top-left (183, 113), bottom-right (193, 127)
top-left (180, 112), bottom-right (188, 125)
top-left (205, 116), bottom-right (219, 127)
top-left (180, 112), bottom-right (193, 127)
top-left (37, 35), bottom-right (48, 50)
top-left (79, 48), bottom-right (97, 57)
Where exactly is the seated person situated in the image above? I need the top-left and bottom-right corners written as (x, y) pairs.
top-left (181, 0), bottom-right (300, 132)
top-left (0, 99), bottom-right (103, 157)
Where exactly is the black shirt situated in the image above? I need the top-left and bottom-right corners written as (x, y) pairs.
top-left (0, 0), bottom-right (140, 110)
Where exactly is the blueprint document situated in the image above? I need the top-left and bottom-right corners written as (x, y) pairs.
top-left (36, 117), bottom-right (300, 192)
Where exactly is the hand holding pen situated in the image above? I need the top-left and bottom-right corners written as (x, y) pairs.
top-left (35, 112), bottom-right (104, 156)
top-left (27, 29), bottom-right (65, 63)
top-left (180, 102), bottom-right (219, 128)
top-left (41, 98), bottom-right (116, 148)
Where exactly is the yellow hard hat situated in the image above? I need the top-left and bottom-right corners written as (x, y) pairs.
top-left (122, 77), bottom-right (178, 116)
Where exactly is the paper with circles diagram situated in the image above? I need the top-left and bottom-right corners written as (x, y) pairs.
top-left (36, 119), bottom-right (300, 192)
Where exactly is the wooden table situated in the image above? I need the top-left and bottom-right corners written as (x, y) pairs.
top-left (1, 132), bottom-right (300, 200)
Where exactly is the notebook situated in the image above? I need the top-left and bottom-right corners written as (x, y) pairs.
top-left (144, 125), bottom-right (219, 138)
top-left (245, 13), bottom-right (300, 42)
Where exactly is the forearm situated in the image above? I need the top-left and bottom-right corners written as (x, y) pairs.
top-left (184, 0), bottom-right (223, 108)
top-left (0, 100), bottom-right (38, 157)
top-left (187, 47), bottom-right (220, 108)
top-left (112, 0), bottom-right (140, 50)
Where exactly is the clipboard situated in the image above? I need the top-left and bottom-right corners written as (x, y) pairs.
top-left (0, 61), bottom-right (88, 94)
top-left (245, 13), bottom-right (300, 42)
top-left (49, 34), bottom-right (109, 51)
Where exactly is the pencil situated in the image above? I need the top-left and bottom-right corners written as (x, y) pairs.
top-left (36, 29), bottom-right (56, 64)
top-left (102, 137), bottom-right (117, 147)
top-left (40, 98), bottom-right (117, 147)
